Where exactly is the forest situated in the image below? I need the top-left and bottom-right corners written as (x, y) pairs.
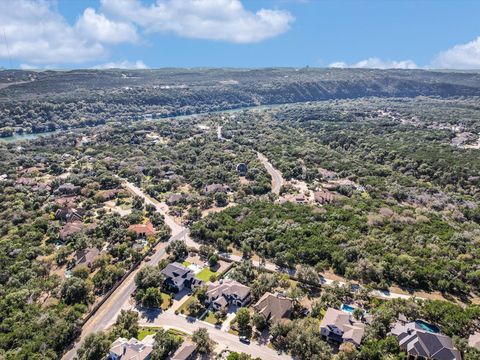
top-left (0, 69), bottom-right (479, 359)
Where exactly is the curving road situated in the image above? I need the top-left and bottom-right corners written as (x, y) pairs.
top-left (138, 311), bottom-right (291, 360)
top-left (63, 164), bottom-right (424, 359)
top-left (62, 182), bottom-right (188, 360)
top-left (257, 152), bottom-right (285, 195)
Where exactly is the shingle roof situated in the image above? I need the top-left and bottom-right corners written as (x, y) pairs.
top-left (59, 221), bottom-right (85, 240)
top-left (128, 222), bottom-right (155, 236)
top-left (253, 292), bottom-right (293, 322)
top-left (171, 341), bottom-right (196, 360)
top-left (75, 247), bottom-right (100, 266)
top-left (161, 262), bottom-right (201, 289)
top-left (320, 308), bottom-right (365, 346)
top-left (391, 321), bottom-right (461, 360)
top-left (109, 337), bottom-right (153, 360)
top-left (206, 279), bottom-right (251, 302)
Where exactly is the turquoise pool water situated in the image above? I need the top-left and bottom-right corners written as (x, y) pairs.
top-left (341, 304), bottom-right (356, 313)
top-left (415, 320), bottom-right (439, 333)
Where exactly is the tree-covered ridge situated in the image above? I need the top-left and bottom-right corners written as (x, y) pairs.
top-left (192, 199), bottom-right (480, 295)
top-left (0, 87), bottom-right (479, 358)
top-left (2, 68), bottom-right (480, 136)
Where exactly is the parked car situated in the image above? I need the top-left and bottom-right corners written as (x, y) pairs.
top-left (239, 336), bottom-right (250, 344)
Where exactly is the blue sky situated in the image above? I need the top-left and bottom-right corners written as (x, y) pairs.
top-left (1, 0), bottom-right (479, 69)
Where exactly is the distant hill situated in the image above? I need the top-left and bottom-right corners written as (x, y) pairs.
top-left (1, 68), bottom-right (480, 134)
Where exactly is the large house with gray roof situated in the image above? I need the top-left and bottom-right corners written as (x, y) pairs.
top-left (253, 292), bottom-right (293, 322)
top-left (320, 308), bottom-right (365, 347)
top-left (391, 320), bottom-right (461, 360)
top-left (161, 262), bottom-right (203, 292)
top-left (206, 279), bottom-right (251, 310)
top-left (108, 336), bottom-right (154, 360)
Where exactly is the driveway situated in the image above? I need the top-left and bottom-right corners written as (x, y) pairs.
top-left (138, 309), bottom-right (291, 360)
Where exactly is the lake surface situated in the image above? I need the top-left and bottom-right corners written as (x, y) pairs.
top-left (0, 103), bottom-right (286, 143)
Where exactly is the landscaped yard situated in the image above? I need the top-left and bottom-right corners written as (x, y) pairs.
top-left (182, 261), bottom-right (191, 267)
top-left (160, 292), bottom-right (171, 310)
top-left (196, 267), bottom-right (217, 282)
top-left (177, 295), bottom-right (205, 318)
top-left (138, 327), bottom-right (188, 340)
top-left (138, 327), bottom-right (160, 340)
top-left (203, 310), bottom-right (222, 325)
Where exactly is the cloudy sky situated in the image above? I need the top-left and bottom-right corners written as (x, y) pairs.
top-left (0, 0), bottom-right (479, 70)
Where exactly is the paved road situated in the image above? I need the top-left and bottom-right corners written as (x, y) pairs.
top-left (257, 152), bottom-right (284, 195)
top-left (62, 182), bottom-right (188, 360)
top-left (138, 310), bottom-right (291, 360)
top-left (127, 180), bottom-right (422, 302)
top-left (63, 168), bottom-right (420, 359)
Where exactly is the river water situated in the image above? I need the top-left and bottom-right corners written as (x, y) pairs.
top-left (0, 103), bottom-right (285, 143)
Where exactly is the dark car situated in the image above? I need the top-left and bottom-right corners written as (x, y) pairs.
top-left (239, 336), bottom-right (250, 344)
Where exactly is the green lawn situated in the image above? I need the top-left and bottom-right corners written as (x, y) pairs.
top-left (177, 295), bottom-right (205, 318)
top-left (195, 267), bottom-right (216, 282)
top-left (204, 311), bottom-right (221, 325)
top-left (228, 328), bottom-right (239, 336)
top-left (138, 327), bottom-right (161, 340)
top-left (138, 327), bottom-right (187, 340)
top-left (160, 292), bottom-right (171, 310)
top-left (182, 261), bottom-right (191, 267)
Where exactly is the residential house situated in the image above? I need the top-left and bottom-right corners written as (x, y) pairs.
top-left (318, 168), bottom-right (338, 180)
top-left (320, 308), bottom-right (365, 347)
top-left (166, 193), bottom-right (191, 206)
top-left (253, 292), bottom-right (293, 322)
top-left (108, 336), bottom-right (154, 360)
top-left (390, 320), bottom-right (461, 360)
top-left (203, 184), bottom-right (230, 194)
top-left (314, 190), bottom-right (338, 205)
top-left (97, 188), bottom-right (120, 201)
top-left (75, 247), bottom-right (101, 268)
top-left (15, 177), bottom-right (36, 187)
top-left (55, 183), bottom-right (81, 195)
top-left (59, 221), bottom-right (85, 242)
top-left (171, 341), bottom-right (197, 360)
top-left (161, 262), bottom-right (203, 292)
top-left (206, 279), bottom-right (252, 310)
top-left (469, 332), bottom-right (480, 350)
top-left (128, 222), bottom-right (155, 238)
top-left (54, 196), bottom-right (78, 207)
top-left (55, 207), bottom-right (85, 223)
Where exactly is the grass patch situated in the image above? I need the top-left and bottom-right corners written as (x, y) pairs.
top-left (228, 328), bottom-right (239, 336)
top-left (182, 261), bottom-right (191, 267)
top-left (196, 267), bottom-right (216, 282)
top-left (204, 311), bottom-right (221, 325)
top-left (160, 292), bottom-right (171, 310)
top-left (138, 327), bottom-right (187, 341)
top-left (138, 327), bottom-right (161, 340)
top-left (177, 295), bottom-right (205, 318)
top-left (167, 328), bottom-right (188, 337)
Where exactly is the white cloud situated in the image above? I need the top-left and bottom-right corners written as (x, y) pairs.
top-left (101, 0), bottom-right (294, 43)
top-left (0, 0), bottom-right (105, 64)
top-left (431, 37), bottom-right (480, 69)
top-left (329, 57), bottom-right (417, 69)
top-left (92, 60), bottom-right (148, 69)
top-left (75, 8), bottom-right (139, 44)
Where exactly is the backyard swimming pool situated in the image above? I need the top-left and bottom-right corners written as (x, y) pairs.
top-left (415, 320), bottom-right (440, 333)
top-left (341, 304), bottom-right (356, 313)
